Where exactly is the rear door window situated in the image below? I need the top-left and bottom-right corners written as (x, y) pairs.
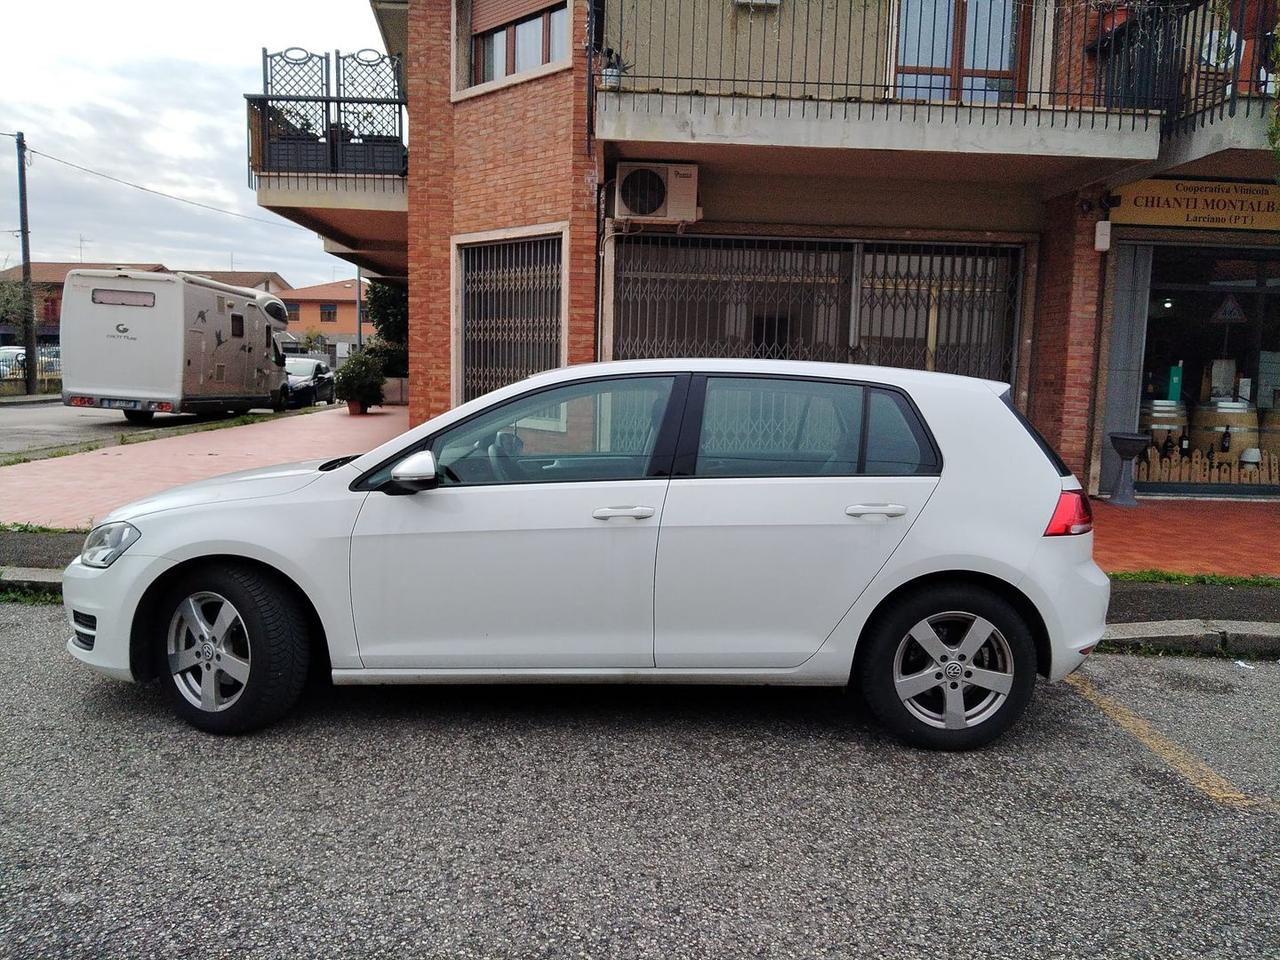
top-left (693, 377), bottom-right (864, 478)
top-left (687, 376), bottom-right (939, 478)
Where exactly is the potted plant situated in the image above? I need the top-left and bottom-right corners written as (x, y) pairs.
top-left (334, 349), bottom-right (385, 415)
top-left (599, 48), bottom-right (630, 90)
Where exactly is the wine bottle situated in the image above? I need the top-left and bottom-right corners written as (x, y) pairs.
top-left (1161, 431), bottom-right (1175, 459)
top-left (1179, 429), bottom-right (1190, 457)
top-left (1220, 424), bottom-right (1231, 453)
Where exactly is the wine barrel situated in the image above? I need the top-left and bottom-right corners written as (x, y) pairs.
top-left (1139, 400), bottom-right (1187, 448)
top-left (1189, 400), bottom-right (1259, 464)
top-left (1259, 408), bottom-right (1280, 459)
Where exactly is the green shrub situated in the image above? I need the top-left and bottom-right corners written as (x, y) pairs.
top-left (335, 350), bottom-right (385, 408)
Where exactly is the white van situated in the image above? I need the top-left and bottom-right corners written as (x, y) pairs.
top-left (61, 269), bottom-right (289, 423)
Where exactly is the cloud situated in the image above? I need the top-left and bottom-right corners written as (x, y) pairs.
top-left (0, 1), bottom-right (386, 287)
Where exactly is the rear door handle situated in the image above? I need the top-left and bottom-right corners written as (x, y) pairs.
top-left (845, 503), bottom-right (908, 518)
top-left (592, 506), bottom-right (656, 520)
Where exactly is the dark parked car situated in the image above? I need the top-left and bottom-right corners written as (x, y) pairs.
top-left (284, 357), bottom-right (336, 406)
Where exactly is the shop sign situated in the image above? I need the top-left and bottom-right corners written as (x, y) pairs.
top-left (1109, 179), bottom-right (1280, 232)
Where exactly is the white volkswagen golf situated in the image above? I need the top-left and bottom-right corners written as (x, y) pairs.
top-left (64, 360), bottom-right (1108, 749)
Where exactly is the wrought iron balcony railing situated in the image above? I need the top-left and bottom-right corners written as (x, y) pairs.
top-left (1162, 0), bottom-right (1276, 136)
top-left (245, 47), bottom-right (407, 190)
top-left (589, 0), bottom-right (1201, 130)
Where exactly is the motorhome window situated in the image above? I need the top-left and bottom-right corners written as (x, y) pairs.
top-left (92, 289), bottom-right (155, 308)
top-left (265, 301), bottom-right (288, 322)
top-left (231, 314), bottom-right (245, 338)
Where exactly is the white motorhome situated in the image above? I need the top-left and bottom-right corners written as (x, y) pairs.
top-left (61, 269), bottom-right (290, 423)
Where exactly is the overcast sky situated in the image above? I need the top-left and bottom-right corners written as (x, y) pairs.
top-left (0, 1), bottom-right (386, 288)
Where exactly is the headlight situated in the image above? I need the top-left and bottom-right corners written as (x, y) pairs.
top-left (81, 522), bottom-right (141, 568)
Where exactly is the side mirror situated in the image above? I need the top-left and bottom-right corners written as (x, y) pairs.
top-left (389, 450), bottom-right (440, 492)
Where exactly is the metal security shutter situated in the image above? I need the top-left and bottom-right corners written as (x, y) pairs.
top-left (612, 234), bottom-right (1021, 383)
top-left (460, 235), bottom-right (562, 402)
top-left (612, 236), bottom-right (857, 363)
top-left (856, 243), bottom-right (1021, 382)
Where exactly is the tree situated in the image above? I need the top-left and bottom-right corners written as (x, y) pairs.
top-left (0, 280), bottom-right (27, 327)
top-left (362, 280), bottom-right (408, 377)
top-left (365, 280), bottom-right (407, 347)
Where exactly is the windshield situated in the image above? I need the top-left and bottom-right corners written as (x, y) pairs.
top-left (285, 359), bottom-right (317, 377)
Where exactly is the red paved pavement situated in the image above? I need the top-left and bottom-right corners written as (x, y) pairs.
top-left (0, 407), bottom-right (409, 530)
top-left (1092, 498), bottom-right (1280, 577)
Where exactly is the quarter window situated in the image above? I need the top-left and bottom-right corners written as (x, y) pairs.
top-left (864, 388), bottom-right (938, 475)
top-left (428, 376), bottom-right (676, 486)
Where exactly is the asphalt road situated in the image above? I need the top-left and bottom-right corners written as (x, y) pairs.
top-left (0, 403), bottom-right (205, 456)
top-left (1, 603), bottom-right (1277, 959)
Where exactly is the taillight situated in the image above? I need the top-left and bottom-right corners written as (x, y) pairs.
top-left (1044, 489), bottom-right (1093, 536)
top-left (69, 396), bottom-right (96, 408)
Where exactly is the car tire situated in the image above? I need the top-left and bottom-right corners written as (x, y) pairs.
top-left (123, 410), bottom-right (155, 425)
top-left (272, 387), bottom-right (288, 413)
top-left (857, 584), bottom-right (1036, 751)
top-left (155, 564), bottom-right (311, 735)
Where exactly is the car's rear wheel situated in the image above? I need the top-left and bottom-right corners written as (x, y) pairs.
top-left (123, 410), bottom-right (154, 425)
top-left (156, 565), bottom-right (310, 734)
top-left (858, 585), bottom-right (1036, 750)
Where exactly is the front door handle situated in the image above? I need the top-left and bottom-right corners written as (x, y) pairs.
top-left (845, 503), bottom-right (908, 519)
top-left (592, 506), bottom-right (656, 520)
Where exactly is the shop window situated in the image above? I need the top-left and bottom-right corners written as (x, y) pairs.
top-left (320, 303), bottom-right (338, 323)
top-left (471, 3), bottom-right (569, 87)
top-left (1127, 246), bottom-right (1280, 490)
top-left (460, 234), bottom-right (563, 402)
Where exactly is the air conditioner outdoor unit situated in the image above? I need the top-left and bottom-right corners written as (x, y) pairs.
top-left (615, 163), bottom-right (700, 223)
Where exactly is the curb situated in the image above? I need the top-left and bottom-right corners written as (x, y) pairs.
top-left (1101, 619), bottom-right (1280, 658)
top-left (0, 567), bottom-right (63, 594)
top-left (2, 570), bottom-right (1278, 658)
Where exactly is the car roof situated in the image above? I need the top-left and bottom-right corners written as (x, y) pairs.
top-left (515, 359), bottom-right (1008, 396)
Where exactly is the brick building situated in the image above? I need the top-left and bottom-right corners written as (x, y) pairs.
top-left (249, 0), bottom-right (1278, 498)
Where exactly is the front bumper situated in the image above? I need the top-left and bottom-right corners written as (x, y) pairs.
top-left (63, 554), bottom-right (175, 682)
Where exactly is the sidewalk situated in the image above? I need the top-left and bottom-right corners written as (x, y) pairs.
top-left (1092, 499), bottom-right (1280, 578)
top-left (0, 406), bottom-right (409, 529)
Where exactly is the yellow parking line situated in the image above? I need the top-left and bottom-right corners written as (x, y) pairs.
top-left (1065, 674), bottom-right (1271, 811)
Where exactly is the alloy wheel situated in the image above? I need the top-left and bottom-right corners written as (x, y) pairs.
top-left (892, 611), bottom-right (1014, 730)
top-left (166, 591), bottom-right (252, 712)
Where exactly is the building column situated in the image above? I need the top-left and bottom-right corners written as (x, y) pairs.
top-left (1029, 192), bottom-right (1106, 478)
top-left (406, 0), bottom-right (454, 426)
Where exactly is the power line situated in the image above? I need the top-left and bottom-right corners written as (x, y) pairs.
top-left (25, 147), bottom-right (309, 232)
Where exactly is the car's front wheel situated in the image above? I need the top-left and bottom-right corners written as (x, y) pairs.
top-left (858, 584), bottom-right (1036, 750)
top-left (156, 565), bottom-right (310, 734)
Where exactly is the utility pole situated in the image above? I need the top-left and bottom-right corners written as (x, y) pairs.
top-left (16, 132), bottom-right (36, 396)
top-left (355, 266), bottom-right (364, 350)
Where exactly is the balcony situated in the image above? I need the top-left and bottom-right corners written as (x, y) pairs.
top-left (590, 0), bottom-right (1188, 185)
top-left (1157, 0), bottom-right (1275, 177)
top-left (245, 48), bottom-right (408, 281)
